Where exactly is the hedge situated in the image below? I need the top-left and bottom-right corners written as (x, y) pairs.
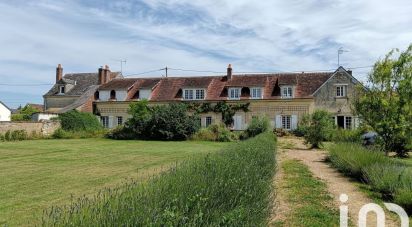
top-left (42, 132), bottom-right (277, 226)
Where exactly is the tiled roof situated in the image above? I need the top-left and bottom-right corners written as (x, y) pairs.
top-left (44, 72), bottom-right (121, 96)
top-left (110, 72), bottom-right (334, 102)
top-left (99, 78), bottom-right (138, 90)
top-left (149, 72), bottom-right (333, 101)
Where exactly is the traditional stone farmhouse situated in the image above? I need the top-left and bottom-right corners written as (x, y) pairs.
top-left (94, 65), bottom-right (361, 130)
top-left (0, 101), bottom-right (11, 121)
top-left (43, 64), bottom-right (122, 113)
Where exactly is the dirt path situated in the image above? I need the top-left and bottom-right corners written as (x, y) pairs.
top-left (271, 137), bottom-right (399, 227)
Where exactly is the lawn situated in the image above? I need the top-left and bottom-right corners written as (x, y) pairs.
top-left (0, 138), bottom-right (227, 226)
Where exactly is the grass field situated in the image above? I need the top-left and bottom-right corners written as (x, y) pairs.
top-left (0, 138), bottom-right (227, 226)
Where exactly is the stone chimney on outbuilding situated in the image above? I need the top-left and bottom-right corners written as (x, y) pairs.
top-left (56, 64), bottom-right (63, 83)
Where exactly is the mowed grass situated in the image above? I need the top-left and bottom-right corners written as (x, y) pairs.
top-left (0, 138), bottom-right (227, 226)
top-left (275, 160), bottom-right (340, 227)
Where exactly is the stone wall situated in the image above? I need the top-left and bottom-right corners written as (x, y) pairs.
top-left (314, 71), bottom-right (357, 115)
top-left (0, 121), bottom-right (60, 136)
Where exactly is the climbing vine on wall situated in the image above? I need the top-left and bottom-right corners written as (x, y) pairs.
top-left (186, 101), bottom-right (250, 126)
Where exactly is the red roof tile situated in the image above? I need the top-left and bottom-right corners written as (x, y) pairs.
top-left (103, 72), bottom-right (334, 102)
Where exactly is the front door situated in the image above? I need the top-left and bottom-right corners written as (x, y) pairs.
top-left (337, 116), bottom-right (345, 128)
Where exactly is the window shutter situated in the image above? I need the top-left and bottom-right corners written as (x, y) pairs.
top-left (201, 117), bottom-right (206, 128)
top-left (354, 117), bottom-right (358, 128)
top-left (275, 115), bottom-right (282, 129)
top-left (291, 115), bottom-right (298, 130)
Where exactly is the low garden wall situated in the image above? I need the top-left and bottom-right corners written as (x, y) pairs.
top-left (0, 121), bottom-right (60, 136)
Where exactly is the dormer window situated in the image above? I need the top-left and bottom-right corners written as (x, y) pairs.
top-left (183, 89), bottom-right (205, 100)
top-left (59, 86), bottom-right (65, 94)
top-left (250, 87), bottom-right (262, 99)
top-left (110, 90), bottom-right (116, 100)
top-left (228, 87), bottom-right (241, 100)
top-left (281, 86), bottom-right (293, 98)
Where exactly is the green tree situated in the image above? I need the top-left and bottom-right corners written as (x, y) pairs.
top-left (120, 101), bottom-right (200, 140)
top-left (303, 110), bottom-right (334, 149)
top-left (11, 105), bottom-right (40, 121)
top-left (354, 44), bottom-right (412, 156)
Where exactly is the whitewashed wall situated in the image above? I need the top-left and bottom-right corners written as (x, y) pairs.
top-left (0, 103), bottom-right (11, 121)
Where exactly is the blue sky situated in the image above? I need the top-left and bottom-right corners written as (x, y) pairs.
top-left (1, 0), bottom-right (412, 108)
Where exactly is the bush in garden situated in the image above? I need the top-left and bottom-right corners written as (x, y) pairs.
top-left (0, 130), bottom-right (29, 141)
top-left (105, 126), bottom-right (135, 140)
top-left (117, 101), bottom-right (200, 141)
top-left (41, 132), bottom-right (277, 226)
top-left (58, 110), bottom-right (102, 132)
top-left (192, 124), bottom-right (235, 142)
top-left (328, 142), bottom-right (412, 213)
top-left (303, 110), bottom-right (334, 148)
top-left (241, 116), bottom-right (270, 140)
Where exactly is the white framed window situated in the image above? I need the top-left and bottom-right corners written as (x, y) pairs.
top-left (345, 116), bottom-right (352, 130)
top-left (184, 89), bottom-right (193, 100)
top-left (205, 116), bottom-right (212, 127)
top-left (282, 115), bottom-right (291, 130)
top-left (183, 89), bottom-right (205, 100)
top-left (336, 85), bottom-right (347, 97)
top-left (195, 89), bottom-right (205, 100)
top-left (101, 116), bottom-right (109, 128)
top-left (250, 87), bottom-right (262, 99)
top-left (281, 86), bottom-right (293, 98)
top-left (59, 86), bottom-right (65, 94)
top-left (117, 116), bottom-right (123, 126)
top-left (228, 88), bottom-right (241, 100)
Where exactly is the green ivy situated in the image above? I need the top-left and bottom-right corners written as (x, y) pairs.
top-left (186, 101), bottom-right (250, 126)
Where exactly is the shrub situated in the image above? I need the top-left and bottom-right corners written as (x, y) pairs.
top-left (328, 143), bottom-right (412, 213)
top-left (328, 143), bottom-right (389, 180)
top-left (331, 128), bottom-right (363, 143)
top-left (58, 110), bottom-right (102, 132)
top-left (114, 102), bottom-right (200, 141)
top-left (10, 130), bottom-right (28, 141)
top-left (273, 128), bottom-right (290, 137)
top-left (304, 110), bottom-right (335, 148)
top-left (52, 128), bottom-right (69, 139)
top-left (363, 163), bottom-right (406, 197)
top-left (394, 189), bottom-right (412, 214)
top-left (41, 132), bottom-right (277, 226)
top-left (105, 126), bottom-right (135, 140)
top-left (241, 116), bottom-right (269, 140)
top-left (0, 130), bottom-right (29, 141)
top-left (192, 124), bottom-right (235, 142)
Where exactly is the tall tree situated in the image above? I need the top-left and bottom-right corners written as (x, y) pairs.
top-left (354, 44), bottom-right (412, 156)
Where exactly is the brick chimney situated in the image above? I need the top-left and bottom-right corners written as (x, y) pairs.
top-left (103, 65), bottom-right (111, 84)
top-left (56, 64), bottom-right (63, 83)
top-left (227, 64), bottom-right (232, 80)
top-left (347, 70), bottom-right (353, 75)
top-left (98, 66), bottom-right (104, 84)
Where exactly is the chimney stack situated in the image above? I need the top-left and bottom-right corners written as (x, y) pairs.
top-left (56, 64), bottom-right (63, 83)
top-left (104, 65), bottom-right (111, 84)
top-left (98, 66), bottom-right (104, 84)
top-left (347, 70), bottom-right (353, 75)
top-left (227, 64), bottom-right (232, 80)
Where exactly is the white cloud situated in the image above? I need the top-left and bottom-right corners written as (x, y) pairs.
top-left (0, 0), bottom-right (411, 107)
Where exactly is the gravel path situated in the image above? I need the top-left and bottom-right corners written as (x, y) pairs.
top-left (270, 137), bottom-right (399, 227)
